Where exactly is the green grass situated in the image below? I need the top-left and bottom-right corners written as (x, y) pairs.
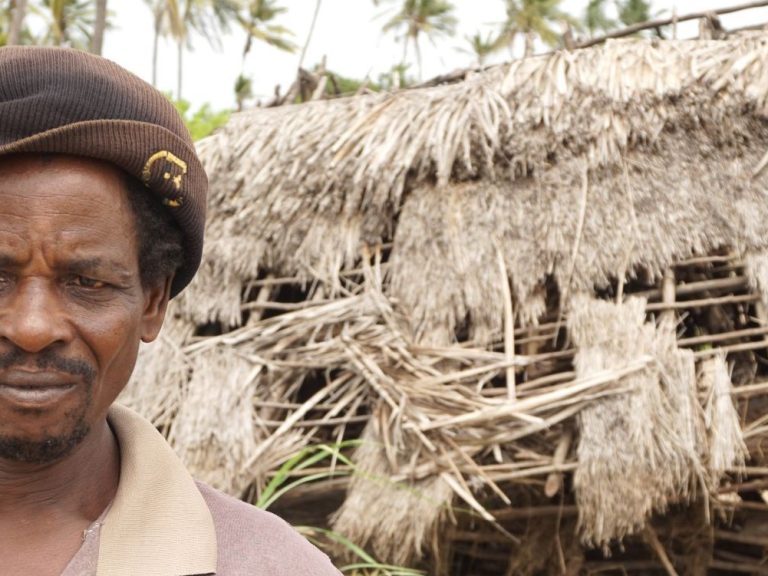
top-left (255, 440), bottom-right (425, 576)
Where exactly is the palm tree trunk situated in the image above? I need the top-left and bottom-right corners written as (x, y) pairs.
top-left (8, 0), bottom-right (28, 45)
top-left (177, 39), bottom-right (183, 100)
top-left (152, 31), bottom-right (160, 86)
top-left (414, 36), bottom-right (422, 81)
top-left (297, 0), bottom-right (322, 71)
top-left (54, 2), bottom-right (66, 46)
top-left (90, 0), bottom-right (108, 54)
top-left (524, 31), bottom-right (535, 57)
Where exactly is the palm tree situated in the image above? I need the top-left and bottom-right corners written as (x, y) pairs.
top-left (143, 0), bottom-right (239, 98)
top-left (8, 0), bottom-right (29, 45)
top-left (234, 73), bottom-right (253, 111)
top-left (182, 0), bottom-right (241, 47)
top-left (584, 0), bottom-right (615, 38)
top-left (617, 0), bottom-right (652, 26)
top-left (90, 0), bottom-right (108, 54)
top-left (38, 0), bottom-right (95, 48)
top-left (239, 0), bottom-right (296, 64)
top-left (381, 0), bottom-right (457, 80)
top-left (460, 31), bottom-right (496, 67)
top-left (144, 0), bottom-right (183, 87)
top-left (297, 0), bottom-right (321, 71)
top-left (497, 0), bottom-right (576, 57)
top-left (176, 0), bottom-right (242, 99)
top-left (582, 0), bottom-right (658, 40)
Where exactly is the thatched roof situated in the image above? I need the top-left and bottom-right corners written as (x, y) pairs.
top-left (184, 34), bottom-right (768, 343)
top-left (122, 34), bottom-right (768, 573)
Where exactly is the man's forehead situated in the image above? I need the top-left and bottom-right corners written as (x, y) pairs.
top-left (0, 154), bottom-right (134, 225)
top-left (0, 153), bottom-right (130, 195)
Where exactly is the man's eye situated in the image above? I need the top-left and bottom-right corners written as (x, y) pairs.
top-left (71, 276), bottom-right (106, 289)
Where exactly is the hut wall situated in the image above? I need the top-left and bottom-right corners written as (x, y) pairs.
top-left (121, 35), bottom-right (768, 574)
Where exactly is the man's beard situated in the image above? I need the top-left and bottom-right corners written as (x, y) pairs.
top-left (0, 348), bottom-right (96, 464)
top-left (0, 417), bottom-right (90, 463)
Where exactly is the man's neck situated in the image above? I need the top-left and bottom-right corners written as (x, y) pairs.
top-left (0, 418), bottom-right (119, 519)
top-left (0, 417), bottom-right (119, 576)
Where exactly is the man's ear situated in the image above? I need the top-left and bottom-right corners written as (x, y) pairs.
top-left (140, 275), bottom-right (173, 343)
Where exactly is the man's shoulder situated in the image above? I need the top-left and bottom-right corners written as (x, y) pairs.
top-left (196, 481), bottom-right (342, 576)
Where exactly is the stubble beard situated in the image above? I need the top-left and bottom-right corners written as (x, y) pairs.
top-left (0, 414), bottom-right (91, 463)
top-left (0, 349), bottom-right (96, 464)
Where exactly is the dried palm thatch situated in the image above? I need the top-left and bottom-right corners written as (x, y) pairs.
top-left (184, 34), bottom-right (768, 335)
top-left (120, 34), bottom-right (768, 574)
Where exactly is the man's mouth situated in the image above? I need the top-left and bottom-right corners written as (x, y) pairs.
top-left (0, 371), bottom-right (78, 407)
top-left (0, 384), bottom-right (77, 406)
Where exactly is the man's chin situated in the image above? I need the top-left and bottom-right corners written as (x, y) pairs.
top-left (0, 421), bottom-right (90, 464)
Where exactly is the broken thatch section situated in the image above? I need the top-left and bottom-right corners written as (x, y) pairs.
top-left (123, 34), bottom-right (768, 574)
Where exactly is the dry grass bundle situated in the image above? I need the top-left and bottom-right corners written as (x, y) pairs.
top-left (699, 354), bottom-right (747, 479)
top-left (746, 250), bottom-right (768, 309)
top-left (168, 347), bottom-right (262, 495)
top-left (570, 297), bottom-right (704, 548)
top-left (119, 314), bottom-right (192, 430)
top-left (332, 420), bottom-right (454, 567)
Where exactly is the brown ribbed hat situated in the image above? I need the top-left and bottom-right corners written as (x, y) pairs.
top-left (0, 46), bottom-right (207, 297)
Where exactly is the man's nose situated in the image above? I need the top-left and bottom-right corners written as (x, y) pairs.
top-left (0, 279), bottom-right (74, 353)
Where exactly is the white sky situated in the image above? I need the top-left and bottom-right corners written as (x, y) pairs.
top-left (102, 0), bottom-right (768, 110)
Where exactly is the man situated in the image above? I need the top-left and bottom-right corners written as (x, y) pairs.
top-left (0, 47), bottom-right (341, 576)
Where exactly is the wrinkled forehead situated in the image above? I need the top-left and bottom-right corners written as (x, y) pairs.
top-left (0, 153), bottom-right (136, 234)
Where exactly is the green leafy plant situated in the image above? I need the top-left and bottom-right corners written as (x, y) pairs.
top-left (256, 440), bottom-right (358, 510)
top-left (255, 440), bottom-right (425, 576)
top-left (299, 527), bottom-right (426, 576)
top-left (169, 97), bottom-right (230, 141)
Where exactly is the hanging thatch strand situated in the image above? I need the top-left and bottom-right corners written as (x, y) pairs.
top-left (699, 353), bottom-right (748, 478)
top-left (571, 297), bottom-right (706, 549)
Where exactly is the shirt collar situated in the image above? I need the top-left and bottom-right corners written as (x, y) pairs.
top-left (97, 404), bottom-right (218, 576)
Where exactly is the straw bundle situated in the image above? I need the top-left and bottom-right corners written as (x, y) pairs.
top-left (120, 314), bottom-right (192, 429)
top-left (168, 347), bottom-right (262, 495)
top-left (699, 354), bottom-right (747, 479)
top-left (746, 250), bottom-right (768, 309)
top-left (332, 420), bottom-right (454, 566)
top-left (571, 297), bottom-right (703, 548)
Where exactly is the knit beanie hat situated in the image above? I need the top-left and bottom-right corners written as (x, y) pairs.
top-left (0, 46), bottom-right (207, 297)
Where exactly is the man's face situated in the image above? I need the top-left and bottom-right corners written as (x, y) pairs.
top-left (0, 154), bottom-right (169, 463)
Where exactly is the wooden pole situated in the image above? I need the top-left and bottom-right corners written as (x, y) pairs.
top-left (497, 248), bottom-right (516, 401)
top-left (544, 429), bottom-right (573, 497)
top-left (661, 268), bottom-right (676, 326)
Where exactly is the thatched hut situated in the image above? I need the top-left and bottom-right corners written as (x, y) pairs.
top-left (124, 34), bottom-right (768, 574)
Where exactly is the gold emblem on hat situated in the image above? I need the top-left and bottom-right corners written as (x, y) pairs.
top-left (142, 150), bottom-right (188, 206)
